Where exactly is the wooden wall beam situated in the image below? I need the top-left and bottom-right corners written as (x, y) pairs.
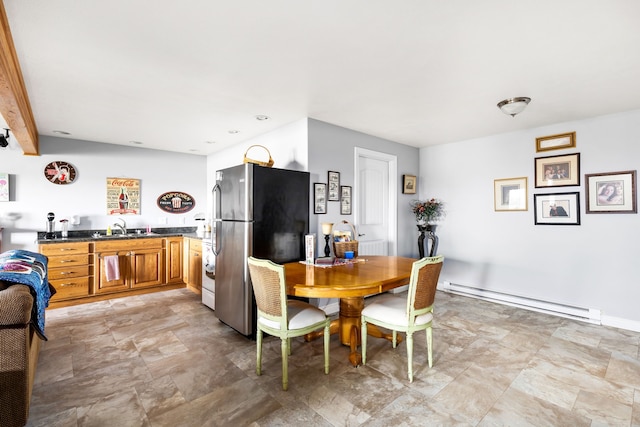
top-left (0, 1), bottom-right (39, 155)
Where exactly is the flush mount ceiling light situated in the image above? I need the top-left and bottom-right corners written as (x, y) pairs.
top-left (497, 97), bottom-right (531, 117)
top-left (255, 115), bottom-right (270, 121)
top-left (0, 128), bottom-right (9, 148)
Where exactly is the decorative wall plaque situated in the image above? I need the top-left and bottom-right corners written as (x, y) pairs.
top-left (157, 191), bottom-right (195, 213)
top-left (44, 161), bottom-right (77, 184)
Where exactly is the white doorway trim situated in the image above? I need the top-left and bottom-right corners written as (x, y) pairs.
top-left (354, 147), bottom-right (398, 256)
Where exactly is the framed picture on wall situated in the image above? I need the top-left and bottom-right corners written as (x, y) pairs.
top-left (533, 192), bottom-right (580, 225)
top-left (328, 171), bottom-right (340, 201)
top-left (494, 177), bottom-right (527, 211)
top-left (340, 185), bottom-right (352, 215)
top-left (0, 172), bottom-right (8, 202)
top-left (402, 175), bottom-right (416, 194)
top-left (534, 153), bottom-right (580, 188)
top-left (585, 170), bottom-right (637, 214)
top-left (535, 132), bottom-right (576, 152)
top-left (314, 182), bottom-right (327, 214)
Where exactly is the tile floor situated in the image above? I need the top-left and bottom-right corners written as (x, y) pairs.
top-left (27, 288), bottom-right (640, 426)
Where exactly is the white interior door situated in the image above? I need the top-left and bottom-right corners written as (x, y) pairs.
top-left (354, 147), bottom-right (397, 256)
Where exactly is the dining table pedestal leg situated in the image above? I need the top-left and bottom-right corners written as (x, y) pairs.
top-left (340, 297), bottom-right (363, 366)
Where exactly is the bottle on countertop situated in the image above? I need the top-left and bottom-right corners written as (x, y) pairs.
top-left (106, 225), bottom-right (112, 236)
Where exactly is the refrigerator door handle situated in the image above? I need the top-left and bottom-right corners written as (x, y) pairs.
top-left (212, 183), bottom-right (221, 256)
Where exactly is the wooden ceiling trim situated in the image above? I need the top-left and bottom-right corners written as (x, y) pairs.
top-left (0, 1), bottom-right (38, 155)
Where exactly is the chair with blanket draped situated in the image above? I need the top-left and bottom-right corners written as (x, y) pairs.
top-left (247, 256), bottom-right (330, 391)
top-left (361, 255), bottom-right (444, 382)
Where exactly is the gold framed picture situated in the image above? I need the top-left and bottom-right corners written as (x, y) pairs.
top-left (535, 132), bottom-right (576, 152)
top-left (494, 177), bottom-right (527, 211)
top-left (403, 175), bottom-right (416, 194)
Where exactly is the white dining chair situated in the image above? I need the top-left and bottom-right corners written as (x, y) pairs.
top-left (247, 256), bottom-right (331, 391)
top-left (361, 255), bottom-right (444, 382)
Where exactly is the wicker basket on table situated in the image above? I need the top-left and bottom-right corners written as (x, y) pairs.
top-left (333, 240), bottom-right (359, 258)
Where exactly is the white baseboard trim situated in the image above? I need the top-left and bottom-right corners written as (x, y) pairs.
top-left (439, 281), bottom-right (601, 325)
top-left (600, 315), bottom-right (640, 332)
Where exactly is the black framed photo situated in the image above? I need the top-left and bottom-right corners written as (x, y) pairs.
top-left (534, 153), bottom-right (580, 188)
top-left (314, 182), bottom-right (327, 214)
top-left (534, 192), bottom-right (580, 225)
top-left (328, 171), bottom-right (340, 201)
top-left (585, 170), bottom-right (637, 214)
top-left (340, 185), bottom-right (352, 215)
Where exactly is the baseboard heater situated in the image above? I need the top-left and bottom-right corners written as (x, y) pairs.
top-left (440, 281), bottom-right (601, 324)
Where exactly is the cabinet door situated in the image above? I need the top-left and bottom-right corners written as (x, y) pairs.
top-left (188, 248), bottom-right (202, 290)
top-left (130, 247), bottom-right (164, 289)
top-left (165, 237), bottom-right (183, 284)
top-left (96, 251), bottom-right (129, 294)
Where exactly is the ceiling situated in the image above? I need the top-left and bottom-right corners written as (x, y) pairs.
top-left (2, 1), bottom-right (640, 156)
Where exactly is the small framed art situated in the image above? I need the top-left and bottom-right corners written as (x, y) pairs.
top-left (340, 185), bottom-right (352, 215)
top-left (328, 171), bottom-right (340, 201)
top-left (0, 172), bottom-right (8, 202)
top-left (314, 182), bottom-right (327, 214)
top-left (535, 132), bottom-right (576, 152)
top-left (585, 170), bottom-right (637, 214)
top-left (533, 192), bottom-right (580, 225)
top-left (403, 175), bottom-right (416, 194)
top-left (494, 177), bottom-right (527, 211)
top-left (535, 153), bottom-right (580, 188)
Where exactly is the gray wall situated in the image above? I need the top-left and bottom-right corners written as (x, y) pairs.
top-left (307, 119), bottom-right (420, 258)
top-left (0, 135), bottom-right (207, 251)
top-left (421, 109), bottom-right (640, 330)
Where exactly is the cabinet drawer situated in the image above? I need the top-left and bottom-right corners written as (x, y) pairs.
top-left (48, 265), bottom-right (91, 280)
top-left (47, 254), bottom-right (91, 268)
top-left (39, 241), bottom-right (90, 255)
top-left (189, 238), bottom-right (202, 252)
top-left (50, 276), bottom-right (90, 301)
top-left (95, 238), bottom-right (163, 252)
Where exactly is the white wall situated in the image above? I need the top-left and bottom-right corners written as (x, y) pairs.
top-left (0, 135), bottom-right (207, 251)
top-left (205, 118), bottom-right (309, 220)
top-left (421, 109), bottom-right (640, 329)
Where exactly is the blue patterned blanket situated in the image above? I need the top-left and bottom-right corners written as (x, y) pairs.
top-left (0, 250), bottom-right (54, 340)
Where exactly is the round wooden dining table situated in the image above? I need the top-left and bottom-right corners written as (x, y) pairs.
top-left (284, 255), bottom-right (416, 366)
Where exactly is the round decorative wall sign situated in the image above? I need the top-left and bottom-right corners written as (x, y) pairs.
top-left (157, 191), bottom-right (196, 214)
top-left (44, 161), bottom-right (78, 185)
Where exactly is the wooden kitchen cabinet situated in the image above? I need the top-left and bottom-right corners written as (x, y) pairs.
top-left (165, 236), bottom-right (184, 285)
top-left (95, 238), bottom-right (164, 295)
top-left (39, 241), bottom-right (93, 302)
top-left (186, 238), bottom-right (202, 293)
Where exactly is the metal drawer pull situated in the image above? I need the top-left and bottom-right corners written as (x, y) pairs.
top-left (59, 282), bottom-right (76, 287)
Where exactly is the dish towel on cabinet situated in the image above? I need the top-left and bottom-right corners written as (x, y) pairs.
top-left (104, 255), bottom-right (120, 281)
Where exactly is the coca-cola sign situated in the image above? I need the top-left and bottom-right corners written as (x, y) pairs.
top-left (157, 191), bottom-right (195, 214)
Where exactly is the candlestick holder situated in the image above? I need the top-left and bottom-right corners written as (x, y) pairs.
top-left (321, 222), bottom-right (334, 258)
top-left (323, 234), bottom-right (331, 257)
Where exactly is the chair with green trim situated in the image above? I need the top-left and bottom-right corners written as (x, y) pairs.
top-left (247, 256), bottom-right (330, 391)
top-left (361, 255), bottom-right (444, 382)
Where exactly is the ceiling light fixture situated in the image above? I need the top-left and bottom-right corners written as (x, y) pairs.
top-left (0, 128), bottom-right (9, 148)
top-left (255, 115), bottom-right (270, 121)
top-left (52, 130), bottom-right (71, 135)
top-left (497, 97), bottom-right (531, 117)
top-left (228, 130), bottom-right (239, 134)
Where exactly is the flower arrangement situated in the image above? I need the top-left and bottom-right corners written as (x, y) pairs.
top-left (411, 198), bottom-right (445, 224)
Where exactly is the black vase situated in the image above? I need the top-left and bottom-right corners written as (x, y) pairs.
top-left (417, 224), bottom-right (438, 258)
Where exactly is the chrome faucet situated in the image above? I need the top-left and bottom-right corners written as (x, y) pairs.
top-left (113, 218), bottom-right (127, 235)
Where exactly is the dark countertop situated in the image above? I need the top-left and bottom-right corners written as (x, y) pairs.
top-left (37, 226), bottom-right (205, 244)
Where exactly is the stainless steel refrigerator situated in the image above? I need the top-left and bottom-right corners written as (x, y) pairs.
top-left (212, 163), bottom-right (310, 336)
